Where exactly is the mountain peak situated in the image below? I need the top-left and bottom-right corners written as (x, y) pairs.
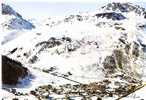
top-left (2, 3), bottom-right (22, 18)
top-left (2, 3), bottom-right (35, 30)
top-left (101, 2), bottom-right (145, 15)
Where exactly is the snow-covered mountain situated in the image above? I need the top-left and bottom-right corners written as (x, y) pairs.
top-left (1, 2), bottom-right (146, 100)
top-left (1, 3), bottom-right (35, 30)
top-left (1, 3), bottom-right (35, 45)
top-left (101, 2), bottom-right (146, 15)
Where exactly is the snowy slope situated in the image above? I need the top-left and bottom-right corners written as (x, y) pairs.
top-left (1, 3), bottom-right (35, 45)
top-left (1, 2), bottom-right (146, 100)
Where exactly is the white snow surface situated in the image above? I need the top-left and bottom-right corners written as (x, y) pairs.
top-left (1, 2), bottom-right (146, 100)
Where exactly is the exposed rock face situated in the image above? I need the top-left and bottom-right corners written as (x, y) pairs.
top-left (2, 55), bottom-right (28, 85)
top-left (64, 15), bottom-right (83, 22)
top-left (103, 55), bottom-right (116, 73)
top-left (3, 18), bottom-right (35, 30)
top-left (2, 3), bottom-right (35, 30)
top-left (103, 40), bottom-right (143, 79)
top-left (35, 36), bottom-right (80, 54)
top-left (2, 3), bottom-right (22, 18)
top-left (132, 42), bottom-right (140, 57)
top-left (76, 15), bottom-right (83, 21)
top-left (95, 12), bottom-right (126, 20)
top-left (144, 12), bottom-right (146, 18)
top-left (102, 2), bottom-right (145, 15)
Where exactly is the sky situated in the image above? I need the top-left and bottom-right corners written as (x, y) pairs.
top-left (3, 0), bottom-right (146, 19)
top-left (3, 2), bottom-right (103, 19)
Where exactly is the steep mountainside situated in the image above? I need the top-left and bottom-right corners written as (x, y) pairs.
top-left (1, 2), bottom-right (146, 100)
top-left (1, 3), bottom-right (35, 30)
top-left (2, 55), bottom-right (28, 85)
